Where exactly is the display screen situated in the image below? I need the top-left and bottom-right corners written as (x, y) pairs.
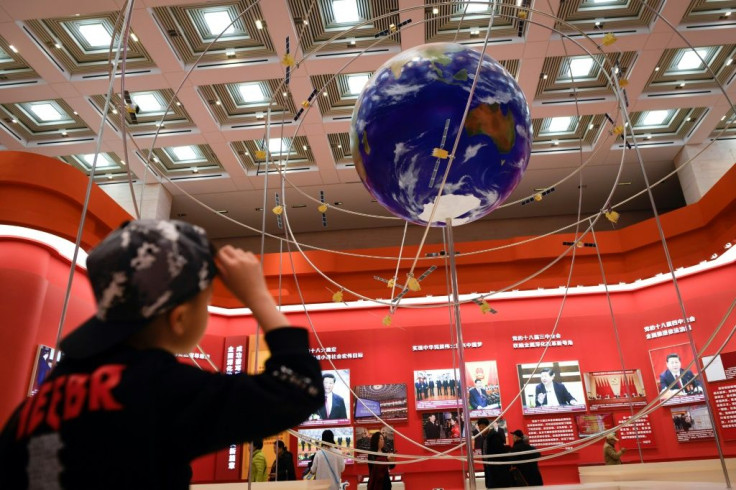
top-left (517, 361), bottom-right (587, 415)
top-left (296, 427), bottom-right (354, 467)
top-left (354, 383), bottom-right (407, 422)
top-left (302, 369), bottom-right (351, 427)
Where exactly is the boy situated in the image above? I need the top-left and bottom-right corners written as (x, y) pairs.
top-left (0, 219), bottom-right (323, 488)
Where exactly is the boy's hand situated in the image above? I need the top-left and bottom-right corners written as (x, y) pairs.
top-left (215, 245), bottom-right (288, 331)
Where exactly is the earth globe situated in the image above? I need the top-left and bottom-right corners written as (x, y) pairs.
top-left (349, 43), bottom-right (532, 227)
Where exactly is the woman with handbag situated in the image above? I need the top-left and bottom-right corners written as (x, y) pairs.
top-left (307, 430), bottom-right (346, 490)
top-left (367, 431), bottom-right (395, 490)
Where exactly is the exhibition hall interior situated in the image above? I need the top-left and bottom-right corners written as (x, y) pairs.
top-left (0, 0), bottom-right (735, 488)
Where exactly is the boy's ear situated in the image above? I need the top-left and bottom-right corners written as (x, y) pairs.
top-left (167, 303), bottom-right (189, 336)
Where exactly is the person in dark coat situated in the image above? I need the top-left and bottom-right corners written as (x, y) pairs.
top-left (509, 429), bottom-right (543, 486)
top-left (483, 424), bottom-right (513, 488)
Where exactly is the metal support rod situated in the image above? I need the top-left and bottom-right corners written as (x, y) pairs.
top-left (445, 219), bottom-right (476, 489)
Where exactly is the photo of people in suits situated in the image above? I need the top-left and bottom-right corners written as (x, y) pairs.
top-left (670, 405), bottom-right (714, 442)
top-left (649, 344), bottom-right (705, 406)
top-left (297, 426), bottom-right (354, 466)
top-left (421, 411), bottom-right (463, 446)
top-left (303, 369), bottom-right (351, 426)
top-left (414, 368), bottom-right (461, 410)
top-left (464, 360), bottom-right (502, 417)
top-left (517, 361), bottom-right (587, 415)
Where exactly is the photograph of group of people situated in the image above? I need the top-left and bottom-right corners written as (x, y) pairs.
top-left (517, 361), bottom-right (587, 415)
top-left (421, 411), bottom-right (463, 445)
top-left (296, 427), bottom-right (354, 467)
top-left (414, 368), bottom-right (462, 410)
top-left (650, 344), bottom-right (704, 406)
top-left (465, 361), bottom-right (502, 417)
top-left (584, 370), bottom-right (647, 411)
top-left (302, 369), bottom-right (352, 427)
top-left (354, 426), bottom-right (395, 462)
top-left (354, 384), bottom-right (408, 423)
top-left (670, 405), bottom-right (715, 442)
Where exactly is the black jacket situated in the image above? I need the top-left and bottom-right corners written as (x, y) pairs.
top-left (0, 327), bottom-right (322, 489)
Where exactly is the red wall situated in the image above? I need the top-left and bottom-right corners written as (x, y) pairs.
top-left (2, 236), bottom-right (735, 489)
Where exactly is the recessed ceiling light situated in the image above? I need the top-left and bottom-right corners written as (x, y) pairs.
top-left (726, 59), bottom-right (733, 66)
top-left (303, 19), bottom-right (309, 25)
top-left (192, 167), bottom-right (199, 173)
top-left (282, 91), bottom-right (288, 96)
top-left (677, 49), bottom-right (707, 70)
top-left (678, 81), bottom-right (686, 88)
top-left (203, 11), bottom-right (234, 36)
top-left (73, 111), bottom-right (78, 115)
top-left (347, 73), bottom-right (370, 95)
top-left (79, 23), bottom-right (112, 47)
top-left (268, 138), bottom-right (289, 153)
top-left (654, 66), bottom-right (660, 72)
top-left (332, 0), bottom-right (360, 23)
top-left (175, 101), bottom-right (181, 106)
top-left (215, 100), bottom-right (221, 105)
top-left (432, 7), bottom-right (439, 14)
top-left (225, 49), bottom-right (235, 58)
top-left (239, 83), bottom-right (265, 103)
top-left (568, 57), bottom-right (594, 78)
top-left (11, 118), bottom-right (17, 123)
top-left (60, 129), bottom-right (67, 136)
top-left (548, 116), bottom-right (572, 132)
top-left (551, 140), bottom-right (559, 146)
top-left (464, 0), bottom-right (487, 13)
top-left (725, 10), bottom-right (732, 17)
top-left (171, 146), bottom-right (198, 161)
top-left (81, 153), bottom-right (115, 168)
top-left (131, 93), bottom-right (162, 112)
top-left (8, 45), bottom-right (18, 53)
top-left (641, 110), bottom-right (670, 126)
top-left (54, 42), bottom-right (62, 49)
top-left (130, 33), bottom-right (138, 42)
top-left (30, 103), bottom-right (63, 122)
top-left (111, 108), bottom-right (118, 114)
top-left (302, 145), bottom-right (308, 150)
top-left (323, 91), bottom-right (328, 97)
top-left (255, 19), bottom-right (263, 30)
top-left (541, 73), bottom-right (548, 80)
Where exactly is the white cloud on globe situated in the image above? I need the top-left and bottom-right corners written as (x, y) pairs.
top-left (418, 193), bottom-right (481, 226)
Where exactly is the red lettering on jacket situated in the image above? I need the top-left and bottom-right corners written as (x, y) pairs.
top-left (63, 374), bottom-right (88, 421)
top-left (27, 382), bottom-right (53, 436)
top-left (16, 399), bottom-right (33, 440)
top-left (46, 375), bottom-right (67, 430)
top-left (89, 365), bottom-right (124, 411)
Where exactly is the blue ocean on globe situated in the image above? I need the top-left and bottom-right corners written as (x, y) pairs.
top-left (349, 42), bottom-right (532, 227)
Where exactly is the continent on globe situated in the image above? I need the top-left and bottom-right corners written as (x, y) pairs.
top-left (464, 103), bottom-right (516, 155)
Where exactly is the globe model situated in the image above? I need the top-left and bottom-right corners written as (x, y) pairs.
top-left (349, 43), bottom-right (532, 226)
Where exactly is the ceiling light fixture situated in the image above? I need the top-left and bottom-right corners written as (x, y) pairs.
top-left (548, 116), bottom-right (572, 132)
top-left (130, 33), bottom-right (139, 42)
top-left (641, 110), bottom-right (670, 126)
top-left (347, 74), bottom-right (370, 95)
top-left (131, 93), bottom-right (162, 112)
top-left (8, 45), bottom-right (18, 53)
top-left (192, 167), bottom-right (199, 173)
top-left (432, 7), bottom-right (439, 14)
top-left (79, 23), bottom-right (112, 47)
top-left (226, 49), bottom-right (235, 58)
top-left (654, 66), bottom-right (660, 72)
top-left (677, 49), bottom-right (707, 70)
top-left (332, 0), bottom-right (360, 23)
top-left (255, 19), bottom-right (264, 30)
top-left (171, 146), bottom-right (198, 161)
top-left (567, 57), bottom-right (594, 78)
top-left (31, 103), bottom-right (64, 121)
top-left (54, 42), bottom-right (62, 49)
top-left (203, 10), bottom-right (235, 36)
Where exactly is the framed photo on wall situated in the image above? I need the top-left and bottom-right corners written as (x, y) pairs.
top-left (296, 427), bottom-right (354, 467)
top-left (464, 360), bottom-right (502, 417)
top-left (27, 344), bottom-right (59, 396)
top-left (413, 368), bottom-right (461, 410)
top-left (354, 383), bottom-right (407, 423)
top-left (302, 369), bottom-right (351, 426)
top-left (517, 361), bottom-right (587, 415)
top-left (583, 369), bottom-right (647, 411)
top-left (649, 344), bottom-right (705, 406)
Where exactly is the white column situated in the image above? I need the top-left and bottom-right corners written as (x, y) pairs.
top-left (674, 140), bottom-right (736, 205)
top-left (99, 182), bottom-right (172, 220)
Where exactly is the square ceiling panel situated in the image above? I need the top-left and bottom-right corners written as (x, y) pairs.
top-left (0, 98), bottom-right (94, 144)
top-left (625, 107), bottom-right (707, 142)
top-left (199, 80), bottom-right (296, 128)
top-left (327, 132), bottom-right (353, 168)
top-left (711, 109), bottom-right (736, 139)
top-left (425, 0), bottom-right (528, 43)
top-left (24, 14), bottom-right (153, 76)
top-left (644, 44), bottom-right (736, 93)
top-left (532, 114), bottom-right (607, 150)
top-left (142, 144), bottom-right (225, 179)
top-left (232, 135), bottom-right (314, 175)
top-left (556, 0), bottom-right (664, 33)
top-left (536, 51), bottom-right (637, 100)
top-left (312, 72), bottom-right (371, 119)
top-left (0, 37), bottom-right (40, 85)
top-left (681, 0), bottom-right (736, 24)
top-left (286, 0), bottom-right (401, 54)
top-left (89, 89), bottom-right (193, 134)
top-left (58, 152), bottom-right (131, 181)
top-left (152, 1), bottom-right (275, 65)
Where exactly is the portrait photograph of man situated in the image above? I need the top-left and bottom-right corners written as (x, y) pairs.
top-left (517, 361), bottom-right (587, 415)
top-left (464, 360), bottom-right (502, 417)
top-left (302, 369), bottom-right (352, 426)
top-left (649, 344), bottom-right (705, 406)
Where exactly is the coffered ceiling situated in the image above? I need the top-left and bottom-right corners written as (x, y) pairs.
top-left (0, 0), bottom-right (734, 252)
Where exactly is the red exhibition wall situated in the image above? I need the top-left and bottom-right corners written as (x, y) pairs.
top-left (2, 233), bottom-right (735, 489)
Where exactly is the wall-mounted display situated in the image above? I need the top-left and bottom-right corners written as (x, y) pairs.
top-left (703, 350), bottom-right (736, 383)
top-left (671, 405), bottom-right (714, 443)
top-left (354, 426), bottom-right (395, 462)
top-left (575, 413), bottom-right (615, 438)
top-left (354, 384), bottom-right (407, 423)
top-left (649, 344), bottom-right (705, 406)
top-left (421, 411), bottom-right (463, 446)
top-left (583, 370), bottom-right (647, 411)
top-left (517, 361), bottom-right (587, 415)
top-left (303, 369), bottom-right (351, 426)
top-left (464, 360), bottom-right (502, 417)
top-left (27, 344), bottom-right (60, 396)
top-left (296, 427), bottom-right (354, 467)
top-left (413, 368), bottom-right (461, 410)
